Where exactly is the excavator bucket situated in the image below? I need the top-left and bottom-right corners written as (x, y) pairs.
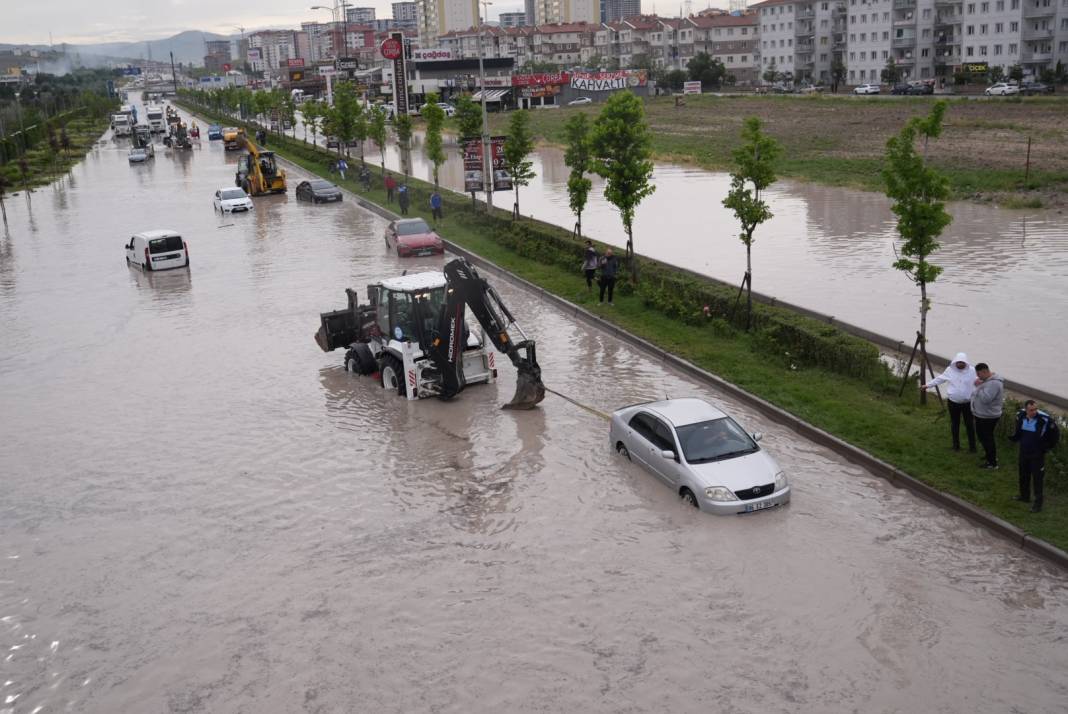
top-left (503, 359), bottom-right (546, 410)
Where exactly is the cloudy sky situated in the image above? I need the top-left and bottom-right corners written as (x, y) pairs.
top-left (3, 0), bottom-right (533, 45)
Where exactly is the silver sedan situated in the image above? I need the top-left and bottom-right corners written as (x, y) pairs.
top-left (609, 398), bottom-right (790, 514)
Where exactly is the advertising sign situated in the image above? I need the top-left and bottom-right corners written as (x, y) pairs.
top-left (961, 62), bottom-right (989, 73)
top-left (412, 48), bottom-right (454, 61)
top-left (247, 48), bottom-right (262, 62)
top-left (463, 137), bottom-right (510, 193)
top-left (683, 80), bottom-right (702, 95)
top-left (570, 70), bottom-right (648, 92)
top-left (512, 72), bottom-right (569, 87)
top-left (335, 57), bottom-right (359, 70)
top-left (222, 63), bottom-right (232, 72)
top-left (289, 69), bottom-right (305, 82)
top-left (522, 85), bottom-right (560, 99)
top-left (480, 75), bottom-right (512, 88)
top-left (318, 65), bottom-right (338, 76)
top-left (388, 32), bottom-right (409, 116)
top-left (287, 58), bottom-right (305, 68)
top-left (380, 38), bottom-right (403, 60)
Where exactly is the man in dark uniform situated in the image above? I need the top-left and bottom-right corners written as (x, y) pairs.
top-left (1008, 400), bottom-right (1060, 513)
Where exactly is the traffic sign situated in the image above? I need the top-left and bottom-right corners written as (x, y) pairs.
top-left (380, 38), bottom-right (402, 60)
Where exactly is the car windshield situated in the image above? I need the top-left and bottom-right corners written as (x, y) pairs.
top-left (148, 235), bottom-right (184, 254)
top-left (396, 219), bottom-right (431, 236)
top-left (221, 189), bottom-right (246, 200)
top-left (310, 180), bottom-right (335, 190)
top-left (675, 417), bottom-right (757, 463)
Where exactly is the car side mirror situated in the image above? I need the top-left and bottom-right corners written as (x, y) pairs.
top-left (751, 432), bottom-right (763, 442)
top-left (661, 450), bottom-right (677, 461)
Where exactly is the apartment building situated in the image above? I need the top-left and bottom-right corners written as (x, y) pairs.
top-left (247, 30), bottom-right (298, 75)
top-left (752, 0), bottom-right (836, 82)
top-left (535, 22), bottom-right (600, 63)
top-left (687, 12), bottom-right (761, 82)
top-left (393, 2), bottom-right (419, 27)
top-left (534, 0), bottom-right (602, 25)
top-left (346, 7), bottom-right (377, 24)
top-left (500, 12), bottom-right (531, 27)
top-left (604, 0), bottom-right (643, 22)
top-left (846, 0), bottom-right (891, 84)
top-left (417, 0), bottom-right (481, 47)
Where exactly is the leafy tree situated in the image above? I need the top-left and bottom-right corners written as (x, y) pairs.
top-left (280, 94), bottom-right (297, 138)
top-left (520, 60), bottom-right (560, 73)
top-left (328, 82), bottom-right (361, 157)
top-left (687, 52), bottom-right (726, 89)
top-left (47, 129), bottom-right (59, 176)
top-left (763, 60), bottom-right (779, 84)
top-left (989, 65), bottom-right (1006, 83)
top-left (1038, 68), bottom-right (1056, 84)
top-left (454, 95), bottom-right (483, 205)
top-left (301, 99), bottom-right (323, 144)
top-left (1008, 64), bottom-right (1024, 83)
top-left (563, 112), bottom-right (592, 238)
top-left (1055, 61), bottom-right (1066, 84)
top-left (18, 158), bottom-right (30, 191)
top-left (252, 90), bottom-right (273, 124)
top-left (422, 92), bottom-right (447, 188)
top-left (722, 117), bottom-right (781, 331)
top-left (589, 91), bottom-right (655, 282)
top-left (367, 105), bottom-right (388, 175)
top-left (663, 69), bottom-right (688, 92)
top-left (352, 100), bottom-right (368, 162)
top-left (831, 59), bottom-right (847, 92)
top-left (393, 113), bottom-right (414, 181)
top-left (503, 109), bottom-right (536, 220)
top-left (881, 57), bottom-right (901, 84)
top-left (630, 54), bottom-right (654, 72)
top-left (883, 102), bottom-right (952, 404)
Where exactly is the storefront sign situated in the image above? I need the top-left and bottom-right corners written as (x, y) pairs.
top-left (512, 72), bottom-right (569, 87)
top-left (380, 38), bottom-right (403, 60)
top-left (961, 62), bottom-right (989, 73)
top-left (522, 84), bottom-right (560, 99)
top-left (570, 70), bottom-right (648, 91)
top-left (287, 58), bottom-right (305, 68)
top-left (412, 48), bottom-right (454, 61)
top-left (480, 75), bottom-right (512, 88)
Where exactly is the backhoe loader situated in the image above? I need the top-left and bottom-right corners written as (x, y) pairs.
top-left (234, 136), bottom-right (287, 196)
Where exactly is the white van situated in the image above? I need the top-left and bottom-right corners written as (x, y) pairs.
top-left (125, 230), bottom-right (189, 271)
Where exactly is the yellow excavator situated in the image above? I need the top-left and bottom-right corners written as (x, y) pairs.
top-left (234, 136), bottom-right (287, 196)
top-left (222, 127), bottom-right (244, 151)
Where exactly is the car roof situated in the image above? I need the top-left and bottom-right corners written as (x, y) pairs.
top-left (393, 218), bottom-right (430, 228)
top-left (627, 398), bottom-right (727, 427)
top-left (378, 271), bottom-right (447, 292)
top-left (135, 229), bottom-right (181, 239)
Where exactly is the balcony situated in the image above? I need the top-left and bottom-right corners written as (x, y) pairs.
top-left (796, 9), bottom-right (816, 20)
top-left (1022, 49), bottom-right (1053, 62)
top-left (934, 54), bottom-right (961, 66)
top-left (893, 0), bottom-right (916, 8)
top-left (1022, 28), bottom-right (1054, 41)
top-left (893, 54), bottom-right (916, 65)
top-left (893, 13), bottom-right (918, 26)
top-left (892, 36), bottom-right (917, 47)
top-left (934, 0), bottom-right (961, 7)
top-left (1023, 3), bottom-right (1056, 18)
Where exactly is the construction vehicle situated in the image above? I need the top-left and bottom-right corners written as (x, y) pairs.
top-left (222, 127), bottom-right (244, 151)
top-left (234, 136), bottom-right (287, 195)
top-left (163, 122), bottom-right (192, 150)
top-left (314, 258), bottom-right (546, 410)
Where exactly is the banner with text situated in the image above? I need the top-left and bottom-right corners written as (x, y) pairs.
top-left (570, 70), bottom-right (648, 92)
top-left (463, 137), bottom-right (511, 193)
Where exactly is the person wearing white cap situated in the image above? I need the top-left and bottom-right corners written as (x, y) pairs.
top-left (922, 352), bottom-right (978, 452)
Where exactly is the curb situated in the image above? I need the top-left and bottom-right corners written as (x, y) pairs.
top-left (251, 114), bottom-right (1068, 573)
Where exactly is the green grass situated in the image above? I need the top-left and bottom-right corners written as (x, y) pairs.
top-left (182, 99), bottom-right (1068, 555)
top-left (0, 115), bottom-right (111, 192)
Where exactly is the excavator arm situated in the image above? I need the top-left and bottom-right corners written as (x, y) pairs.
top-left (430, 258), bottom-right (545, 409)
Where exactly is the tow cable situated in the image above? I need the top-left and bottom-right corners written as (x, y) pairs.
top-left (544, 387), bottom-right (611, 422)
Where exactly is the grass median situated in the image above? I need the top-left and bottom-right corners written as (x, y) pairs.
top-left (181, 98), bottom-right (1068, 555)
top-left (0, 113), bottom-right (112, 193)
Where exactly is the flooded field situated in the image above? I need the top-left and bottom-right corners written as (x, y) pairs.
top-left (1, 102), bottom-right (1067, 713)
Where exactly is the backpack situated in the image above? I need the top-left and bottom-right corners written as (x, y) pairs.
top-left (1044, 416), bottom-right (1061, 451)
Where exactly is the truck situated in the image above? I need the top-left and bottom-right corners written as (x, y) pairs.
top-left (112, 113), bottom-right (133, 137)
top-left (314, 258), bottom-right (545, 409)
top-left (120, 103), bottom-right (138, 124)
top-left (222, 127), bottom-right (244, 151)
top-left (146, 105), bottom-right (166, 133)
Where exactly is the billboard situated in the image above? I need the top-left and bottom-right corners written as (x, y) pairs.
top-left (247, 48), bottom-right (262, 62)
top-left (683, 81), bottom-right (702, 95)
top-left (289, 69), bottom-right (305, 82)
top-left (570, 70), bottom-right (648, 91)
top-left (463, 137), bottom-right (510, 193)
top-left (287, 57), bottom-right (305, 68)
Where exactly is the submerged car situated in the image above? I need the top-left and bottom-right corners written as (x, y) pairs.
top-left (128, 146), bottom-right (154, 163)
top-left (213, 187), bottom-right (254, 213)
top-left (207, 124), bottom-right (223, 140)
top-left (609, 398), bottom-right (790, 514)
top-left (384, 217), bottom-right (444, 257)
top-left (295, 179), bottom-right (342, 203)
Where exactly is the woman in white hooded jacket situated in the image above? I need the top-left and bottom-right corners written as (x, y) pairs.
top-left (922, 352), bottom-right (978, 452)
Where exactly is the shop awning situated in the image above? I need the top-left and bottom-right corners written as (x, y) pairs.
top-left (471, 89), bottom-right (511, 102)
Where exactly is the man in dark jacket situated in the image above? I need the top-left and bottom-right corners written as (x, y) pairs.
top-left (598, 248), bottom-right (619, 305)
top-left (1008, 400), bottom-right (1060, 512)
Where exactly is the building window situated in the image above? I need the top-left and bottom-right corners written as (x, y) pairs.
top-left (981, 1), bottom-right (988, 9)
top-left (994, 44), bottom-right (1002, 54)
top-left (980, 45), bottom-right (988, 55)
top-left (1010, 21), bottom-right (1018, 30)
top-left (967, 3), bottom-right (975, 12)
top-left (980, 24), bottom-right (987, 34)
top-left (923, 8), bottom-right (931, 17)
top-left (996, 0), bottom-right (1004, 8)
top-left (921, 48), bottom-right (929, 56)
top-left (967, 24), bottom-right (974, 34)
top-left (966, 46), bottom-right (974, 55)
top-left (1009, 42), bottom-right (1017, 52)
top-left (882, 49), bottom-right (888, 58)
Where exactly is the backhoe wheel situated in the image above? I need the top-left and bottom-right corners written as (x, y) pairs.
top-left (345, 343), bottom-right (376, 375)
top-left (380, 355), bottom-right (407, 397)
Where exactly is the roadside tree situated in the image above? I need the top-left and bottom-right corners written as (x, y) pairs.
top-left (302, 99), bottom-right (324, 144)
top-left (422, 93), bottom-right (447, 188)
top-left (280, 93), bottom-right (297, 138)
top-left (503, 109), bottom-right (536, 220)
top-left (393, 113), bottom-right (414, 181)
top-left (883, 101), bottom-right (952, 404)
top-left (0, 172), bottom-right (9, 222)
top-left (687, 52), bottom-right (726, 90)
top-left (367, 105), bottom-right (388, 176)
top-left (60, 128), bottom-right (71, 158)
top-left (989, 66), bottom-right (1006, 83)
top-left (563, 112), bottom-right (592, 238)
top-left (762, 60), bottom-right (779, 84)
top-left (722, 117), bottom-right (781, 331)
top-left (328, 82), bottom-right (361, 158)
top-left (590, 91), bottom-right (655, 282)
top-left (881, 58), bottom-right (901, 84)
top-left (454, 96), bottom-right (483, 206)
top-left (1008, 64), bottom-right (1024, 83)
top-left (831, 59), bottom-right (846, 92)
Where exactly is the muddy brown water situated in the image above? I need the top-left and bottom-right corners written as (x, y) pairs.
top-left (294, 112), bottom-right (1068, 397)
top-left (1, 101), bottom-right (1067, 713)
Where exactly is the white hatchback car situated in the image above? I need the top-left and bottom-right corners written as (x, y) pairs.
top-left (213, 187), bottom-right (254, 213)
top-left (985, 82), bottom-right (1019, 96)
top-left (853, 83), bottom-right (881, 94)
top-left (610, 398), bottom-right (790, 514)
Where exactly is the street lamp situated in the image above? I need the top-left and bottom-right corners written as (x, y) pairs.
top-left (477, 0), bottom-right (493, 211)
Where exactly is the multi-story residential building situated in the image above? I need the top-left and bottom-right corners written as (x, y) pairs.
top-left (845, 0), bottom-right (891, 84)
top-left (534, 22), bottom-right (600, 63)
top-left (526, 0), bottom-right (537, 25)
top-left (300, 22), bottom-right (331, 63)
top-left (534, 0), bottom-right (602, 25)
top-left (393, 1), bottom-right (419, 27)
top-left (205, 40), bottom-right (231, 60)
top-left (417, 0), bottom-right (481, 47)
top-left (687, 11), bottom-right (761, 82)
top-left (346, 7), bottom-right (377, 24)
top-left (500, 11), bottom-right (531, 27)
top-left (960, 0), bottom-right (1024, 77)
top-left (604, 0), bottom-right (643, 22)
top-left (752, 0), bottom-right (835, 82)
top-left (247, 30), bottom-right (298, 75)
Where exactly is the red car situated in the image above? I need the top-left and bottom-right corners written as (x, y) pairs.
top-left (385, 218), bottom-right (445, 257)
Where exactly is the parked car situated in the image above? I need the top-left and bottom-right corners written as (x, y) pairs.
top-left (418, 102), bottom-right (456, 117)
top-left (890, 82), bottom-right (912, 95)
top-left (798, 84), bottom-right (825, 94)
top-left (609, 398), bottom-right (790, 514)
top-left (125, 230), bottom-right (189, 272)
top-left (213, 187), bottom-right (254, 213)
top-left (853, 83), bottom-right (881, 95)
top-left (207, 124), bottom-right (223, 140)
top-left (384, 218), bottom-right (445, 257)
top-left (907, 81), bottom-right (934, 95)
top-left (568, 97), bottom-right (593, 106)
top-left (1020, 81), bottom-right (1054, 95)
top-left (985, 82), bottom-right (1020, 96)
top-left (325, 136), bottom-right (340, 149)
top-left (295, 179), bottom-right (343, 203)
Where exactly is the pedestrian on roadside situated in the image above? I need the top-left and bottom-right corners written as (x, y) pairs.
top-left (398, 184), bottom-right (410, 215)
top-left (598, 248), bottom-right (619, 305)
top-left (430, 190), bottom-right (443, 222)
top-left (921, 352), bottom-right (978, 452)
top-left (971, 362), bottom-right (1005, 469)
top-left (582, 240), bottom-right (599, 292)
top-left (359, 163), bottom-right (372, 191)
top-left (385, 173), bottom-right (397, 203)
top-left (337, 157), bottom-right (348, 181)
top-left (1008, 400), bottom-right (1060, 512)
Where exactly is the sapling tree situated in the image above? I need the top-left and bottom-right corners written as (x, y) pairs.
top-left (422, 93), bottom-right (446, 188)
top-left (393, 113), bottom-right (413, 181)
top-left (563, 112), bottom-right (592, 238)
top-left (367, 105), bottom-right (388, 176)
top-left (503, 109), bottom-right (536, 220)
top-left (454, 96), bottom-right (483, 206)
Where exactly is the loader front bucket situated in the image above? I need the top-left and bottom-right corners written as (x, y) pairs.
top-left (503, 361), bottom-right (546, 410)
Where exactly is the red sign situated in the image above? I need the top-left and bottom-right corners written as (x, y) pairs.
top-left (512, 72), bottom-right (569, 87)
top-left (222, 63), bottom-right (232, 72)
top-left (380, 38), bottom-right (402, 60)
top-left (287, 58), bottom-right (305, 68)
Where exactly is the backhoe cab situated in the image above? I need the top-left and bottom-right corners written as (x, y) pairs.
top-left (235, 137), bottom-right (287, 196)
top-left (315, 258), bottom-right (545, 410)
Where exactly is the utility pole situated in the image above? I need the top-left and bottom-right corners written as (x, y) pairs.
top-left (477, 0), bottom-right (494, 211)
top-left (169, 51), bottom-right (179, 96)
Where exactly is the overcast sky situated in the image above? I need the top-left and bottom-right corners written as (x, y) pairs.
top-left (3, 0), bottom-right (535, 45)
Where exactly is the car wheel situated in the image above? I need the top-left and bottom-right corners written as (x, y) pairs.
top-left (680, 489), bottom-right (699, 509)
top-left (616, 442), bottom-right (630, 461)
top-left (381, 355), bottom-right (407, 396)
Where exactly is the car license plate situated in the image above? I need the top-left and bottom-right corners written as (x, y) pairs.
top-left (415, 249), bottom-right (433, 256)
top-left (745, 501), bottom-right (774, 513)
top-left (153, 254), bottom-right (176, 261)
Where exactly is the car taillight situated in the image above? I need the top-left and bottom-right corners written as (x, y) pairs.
top-left (183, 241), bottom-right (188, 256)
top-left (144, 247), bottom-right (150, 264)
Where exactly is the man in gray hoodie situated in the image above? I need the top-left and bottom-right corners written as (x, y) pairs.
top-left (971, 362), bottom-right (1005, 469)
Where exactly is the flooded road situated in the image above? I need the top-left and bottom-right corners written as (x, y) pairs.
top-left (2, 103), bottom-right (1068, 713)
top-left (295, 112), bottom-right (1068, 396)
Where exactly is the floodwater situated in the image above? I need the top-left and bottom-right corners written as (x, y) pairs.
top-left (2, 101), bottom-right (1068, 712)
top-left (294, 111), bottom-right (1068, 396)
